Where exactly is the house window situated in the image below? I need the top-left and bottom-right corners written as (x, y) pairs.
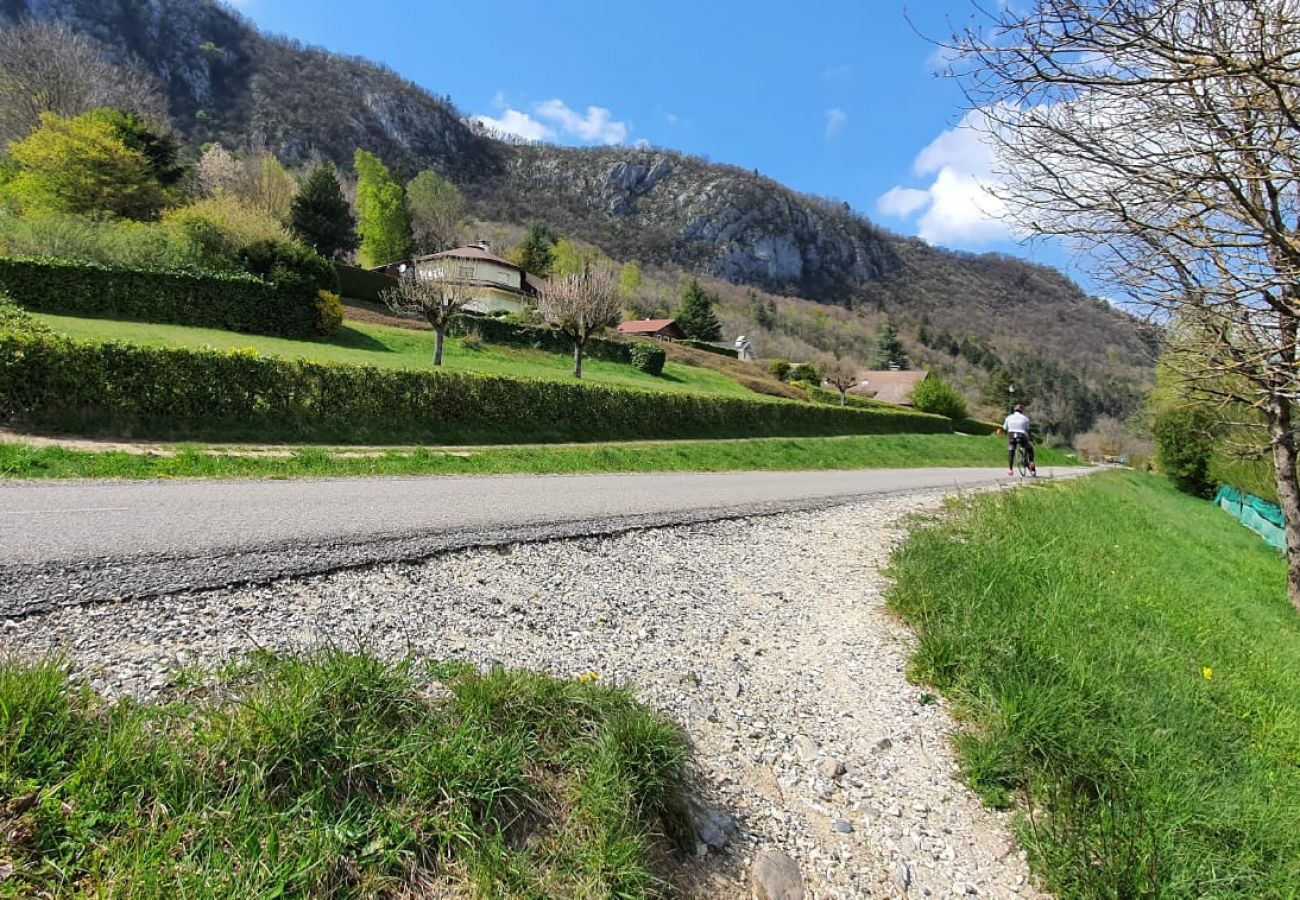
top-left (458, 265), bottom-right (474, 279)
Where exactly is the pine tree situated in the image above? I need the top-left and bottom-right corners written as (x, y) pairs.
top-left (354, 149), bottom-right (411, 268)
top-left (875, 319), bottom-right (908, 369)
top-left (515, 223), bottom-right (557, 276)
top-left (676, 279), bottom-right (722, 342)
top-left (290, 161), bottom-right (358, 259)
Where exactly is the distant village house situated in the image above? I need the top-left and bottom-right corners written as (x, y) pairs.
top-left (850, 369), bottom-right (929, 407)
top-left (616, 319), bottom-right (687, 341)
top-left (376, 242), bottom-right (544, 316)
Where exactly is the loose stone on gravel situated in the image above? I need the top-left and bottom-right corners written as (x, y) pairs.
top-left (1, 488), bottom-right (1047, 899)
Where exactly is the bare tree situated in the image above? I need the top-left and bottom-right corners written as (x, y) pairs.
top-left (536, 266), bottom-right (622, 379)
top-left (0, 22), bottom-right (167, 145)
top-left (945, 0), bottom-right (1300, 610)
top-left (820, 355), bottom-right (860, 407)
top-left (382, 270), bottom-right (473, 366)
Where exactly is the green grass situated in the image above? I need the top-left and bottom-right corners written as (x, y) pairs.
top-left (886, 472), bottom-right (1300, 897)
top-left (0, 434), bottom-right (1081, 481)
top-left (32, 313), bottom-right (756, 399)
top-left (0, 651), bottom-right (693, 898)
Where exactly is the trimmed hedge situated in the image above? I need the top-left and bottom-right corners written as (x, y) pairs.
top-left (677, 338), bottom-right (739, 359)
top-left (0, 330), bottom-right (955, 444)
top-left (630, 342), bottom-right (666, 376)
top-left (954, 418), bottom-right (999, 436)
top-left (0, 256), bottom-right (324, 338)
top-left (336, 263), bottom-right (398, 302)
top-left (450, 315), bottom-right (632, 364)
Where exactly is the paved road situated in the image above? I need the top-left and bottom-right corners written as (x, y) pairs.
top-left (1, 467), bottom-right (1087, 615)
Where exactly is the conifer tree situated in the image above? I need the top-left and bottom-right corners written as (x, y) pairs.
top-left (290, 161), bottom-right (358, 260)
top-left (675, 279), bottom-right (722, 342)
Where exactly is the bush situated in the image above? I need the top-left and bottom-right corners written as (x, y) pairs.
top-left (788, 362), bottom-right (819, 384)
top-left (0, 256), bottom-right (321, 339)
top-left (315, 290), bottom-right (344, 336)
top-left (630, 342), bottom-right (666, 376)
top-left (676, 338), bottom-right (738, 359)
top-left (162, 196), bottom-right (293, 268)
top-left (0, 331), bottom-right (956, 444)
top-left (238, 239), bottom-right (339, 294)
top-left (1153, 406), bottom-right (1217, 498)
top-left (0, 209), bottom-right (191, 269)
top-left (0, 292), bottom-right (47, 335)
top-left (954, 418), bottom-right (999, 436)
top-left (449, 315), bottom-right (631, 364)
top-left (768, 359), bottom-right (792, 381)
top-left (910, 376), bottom-right (968, 420)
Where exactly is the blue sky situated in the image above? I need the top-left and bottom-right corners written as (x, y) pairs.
top-left (230, 0), bottom-right (1076, 278)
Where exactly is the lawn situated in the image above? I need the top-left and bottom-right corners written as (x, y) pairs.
top-left (886, 472), bottom-right (1300, 897)
top-left (0, 651), bottom-right (693, 897)
top-left (32, 313), bottom-right (757, 399)
top-left (0, 434), bottom-right (1081, 481)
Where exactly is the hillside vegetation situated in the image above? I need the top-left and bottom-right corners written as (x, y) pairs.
top-left (887, 473), bottom-right (1300, 896)
top-left (0, 0), bottom-right (1154, 433)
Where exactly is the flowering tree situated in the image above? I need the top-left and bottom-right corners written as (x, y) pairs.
top-left (536, 266), bottom-right (622, 379)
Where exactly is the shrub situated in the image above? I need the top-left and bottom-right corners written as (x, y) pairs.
top-left (789, 362), bottom-right (819, 383)
top-left (0, 209), bottom-right (190, 269)
top-left (0, 331), bottom-right (956, 444)
top-left (677, 338), bottom-right (738, 359)
top-left (238, 239), bottom-right (339, 294)
top-left (768, 359), bottom-right (792, 381)
top-left (0, 256), bottom-right (320, 339)
top-left (910, 376), bottom-right (968, 420)
top-left (954, 418), bottom-right (999, 436)
top-left (459, 332), bottom-right (483, 351)
top-left (630, 342), bottom-right (666, 376)
top-left (162, 195), bottom-right (293, 268)
top-left (1153, 406), bottom-right (1217, 498)
top-left (0, 292), bottom-right (47, 335)
top-left (315, 290), bottom-right (344, 336)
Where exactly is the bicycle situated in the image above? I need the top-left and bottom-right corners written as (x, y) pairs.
top-left (1014, 441), bottom-right (1032, 477)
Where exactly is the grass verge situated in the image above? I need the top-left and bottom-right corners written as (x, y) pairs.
top-left (885, 472), bottom-right (1300, 897)
top-left (0, 434), bottom-right (1080, 481)
top-left (0, 651), bottom-right (692, 898)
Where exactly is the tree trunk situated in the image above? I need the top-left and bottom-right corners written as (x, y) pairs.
top-left (1268, 392), bottom-right (1300, 613)
top-left (838, 390), bottom-right (846, 407)
top-left (434, 327), bottom-right (445, 367)
top-left (573, 341), bottom-right (584, 379)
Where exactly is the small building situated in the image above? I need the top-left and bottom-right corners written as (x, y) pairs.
top-left (616, 318), bottom-right (687, 341)
top-left (850, 369), bottom-right (930, 407)
top-left (376, 242), bottom-right (544, 316)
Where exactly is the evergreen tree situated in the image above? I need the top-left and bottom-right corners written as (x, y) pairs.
top-left (515, 223), bottom-right (557, 276)
top-left (874, 319), bottom-right (908, 369)
top-left (353, 149), bottom-right (411, 268)
top-left (291, 161), bottom-right (358, 260)
top-left (676, 279), bottom-right (722, 342)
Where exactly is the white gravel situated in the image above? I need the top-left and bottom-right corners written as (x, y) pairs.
top-left (2, 487), bottom-right (1045, 899)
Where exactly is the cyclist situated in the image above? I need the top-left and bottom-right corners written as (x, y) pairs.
top-left (1003, 403), bottom-right (1037, 476)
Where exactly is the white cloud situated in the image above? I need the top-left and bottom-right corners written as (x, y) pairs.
top-left (824, 108), bottom-right (847, 139)
top-left (473, 109), bottom-right (554, 142)
top-left (534, 99), bottom-right (629, 145)
top-left (875, 108), bottom-right (1016, 248)
top-left (473, 95), bottom-right (630, 146)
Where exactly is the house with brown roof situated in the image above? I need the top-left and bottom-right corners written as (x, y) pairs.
top-left (376, 242), bottom-right (544, 315)
top-left (850, 369), bottom-right (930, 407)
top-left (616, 318), bottom-right (687, 341)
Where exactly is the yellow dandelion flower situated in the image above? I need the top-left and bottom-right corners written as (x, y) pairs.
top-left (1202, 667), bottom-right (1213, 681)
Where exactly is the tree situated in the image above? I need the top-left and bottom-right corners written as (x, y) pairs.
top-left (354, 149), bottom-right (411, 267)
top-left (947, 0), bottom-right (1300, 608)
top-left (676, 279), bottom-right (722, 342)
top-left (197, 143), bottom-right (298, 222)
top-left (2, 111), bottom-right (167, 219)
top-left (514, 224), bottom-right (557, 276)
top-left (536, 265), bottom-right (622, 378)
top-left (0, 21), bottom-right (166, 146)
top-left (820, 355), bottom-right (861, 407)
top-left (406, 170), bottom-right (465, 254)
top-left (619, 262), bottom-right (643, 299)
top-left (291, 161), bottom-right (359, 260)
top-left (382, 270), bottom-right (472, 366)
top-left (91, 109), bottom-right (186, 188)
top-left (911, 376), bottom-right (968, 420)
top-left (874, 319), bottom-right (908, 370)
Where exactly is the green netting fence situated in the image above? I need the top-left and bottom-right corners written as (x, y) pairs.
top-left (1214, 485), bottom-right (1287, 551)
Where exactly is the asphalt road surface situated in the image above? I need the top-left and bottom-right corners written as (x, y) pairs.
top-left (1, 467), bottom-right (1088, 615)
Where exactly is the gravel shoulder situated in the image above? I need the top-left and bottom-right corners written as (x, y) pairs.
top-left (2, 487), bottom-right (1046, 899)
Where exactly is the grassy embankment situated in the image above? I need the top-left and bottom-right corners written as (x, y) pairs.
top-left (0, 434), bottom-right (1080, 480)
top-left (32, 312), bottom-right (755, 399)
top-left (0, 651), bottom-right (692, 897)
top-left (886, 472), bottom-right (1300, 896)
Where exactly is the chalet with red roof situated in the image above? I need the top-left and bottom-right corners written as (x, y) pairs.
top-left (616, 318), bottom-right (687, 341)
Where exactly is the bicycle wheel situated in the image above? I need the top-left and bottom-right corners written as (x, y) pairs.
top-left (1015, 444), bottom-right (1030, 477)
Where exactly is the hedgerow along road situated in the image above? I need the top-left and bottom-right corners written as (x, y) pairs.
top-left (0, 467), bottom-right (1091, 615)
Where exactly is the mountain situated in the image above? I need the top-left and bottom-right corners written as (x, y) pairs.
top-left (0, 0), bottom-right (1155, 383)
